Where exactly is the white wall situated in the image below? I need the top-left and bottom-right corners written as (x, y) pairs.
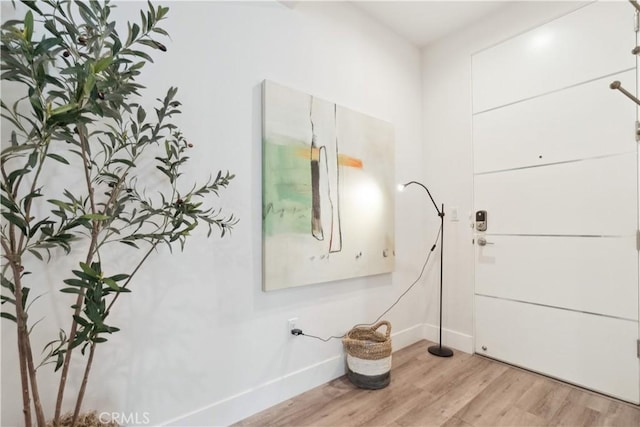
top-left (5, 1), bottom-right (615, 425)
top-left (421, 1), bottom-right (590, 348)
top-left (1, 1), bottom-right (425, 425)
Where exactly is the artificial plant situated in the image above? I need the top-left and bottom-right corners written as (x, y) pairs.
top-left (0, 1), bottom-right (237, 425)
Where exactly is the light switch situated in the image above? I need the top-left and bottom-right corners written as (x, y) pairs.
top-left (450, 206), bottom-right (459, 222)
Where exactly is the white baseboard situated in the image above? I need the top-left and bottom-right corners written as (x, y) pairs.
top-left (423, 322), bottom-right (474, 354)
top-left (161, 323), bottom-right (469, 426)
top-left (162, 354), bottom-right (346, 427)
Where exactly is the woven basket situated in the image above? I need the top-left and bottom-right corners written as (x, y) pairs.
top-left (342, 321), bottom-right (392, 389)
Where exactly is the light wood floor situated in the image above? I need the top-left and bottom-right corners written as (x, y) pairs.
top-left (234, 340), bottom-right (640, 427)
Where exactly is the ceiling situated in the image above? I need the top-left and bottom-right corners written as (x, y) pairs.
top-left (351, 1), bottom-right (515, 47)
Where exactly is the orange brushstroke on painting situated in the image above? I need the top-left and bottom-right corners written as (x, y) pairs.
top-left (337, 154), bottom-right (363, 168)
top-left (295, 147), bottom-right (363, 168)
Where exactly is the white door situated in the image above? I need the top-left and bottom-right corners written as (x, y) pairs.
top-left (472, 1), bottom-right (640, 404)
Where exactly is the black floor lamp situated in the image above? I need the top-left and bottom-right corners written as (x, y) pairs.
top-left (400, 181), bottom-right (453, 358)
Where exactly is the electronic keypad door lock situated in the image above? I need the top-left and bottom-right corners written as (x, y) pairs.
top-left (475, 210), bottom-right (487, 232)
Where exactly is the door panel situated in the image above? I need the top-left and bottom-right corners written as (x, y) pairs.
top-left (475, 295), bottom-right (640, 403)
top-left (474, 154), bottom-right (637, 236)
top-left (473, 1), bottom-right (633, 113)
top-left (472, 0), bottom-right (639, 404)
top-left (473, 70), bottom-right (636, 174)
top-left (476, 235), bottom-right (638, 320)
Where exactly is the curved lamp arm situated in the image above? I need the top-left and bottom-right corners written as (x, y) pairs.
top-left (400, 181), bottom-right (443, 217)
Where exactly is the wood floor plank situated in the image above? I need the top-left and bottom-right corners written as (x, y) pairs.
top-left (492, 406), bottom-right (548, 427)
top-left (518, 378), bottom-right (571, 420)
top-left (395, 357), bottom-right (507, 426)
top-left (234, 376), bottom-right (354, 426)
top-left (549, 399), bottom-right (602, 427)
top-left (599, 400), bottom-right (640, 427)
top-left (234, 340), bottom-right (640, 427)
top-left (440, 416), bottom-right (474, 427)
top-left (453, 368), bottom-right (539, 425)
top-left (309, 383), bottom-right (425, 426)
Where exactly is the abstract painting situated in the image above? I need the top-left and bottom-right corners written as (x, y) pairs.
top-left (262, 80), bottom-right (395, 291)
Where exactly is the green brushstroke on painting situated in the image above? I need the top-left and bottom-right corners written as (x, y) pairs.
top-left (263, 138), bottom-right (312, 236)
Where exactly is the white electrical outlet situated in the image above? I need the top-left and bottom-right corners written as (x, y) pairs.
top-left (287, 317), bottom-right (298, 335)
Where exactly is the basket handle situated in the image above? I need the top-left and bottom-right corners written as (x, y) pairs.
top-left (371, 320), bottom-right (391, 339)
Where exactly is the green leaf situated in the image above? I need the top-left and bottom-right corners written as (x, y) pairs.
top-left (28, 248), bottom-right (43, 261)
top-left (103, 278), bottom-right (120, 291)
top-left (80, 213), bottom-right (110, 221)
top-left (34, 37), bottom-right (61, 55)
top-left (158, 6), bottom-right (170, 20)
top-left (148, 0), bottom-right (156, 22)
top-left (21, 1), bottom-right (43, 15)
top-left (107, 274), bottom-right (129, 282)
top-left (83, 73), bottom-right (96, 98)
top-left (1, 144), bottom-right (37, 157)
top-left (1, 295), bottom-right (16, 305)
top-left (1, 276), bottom-right (15, 293)
top-left (71, 269), bottom-right (96, 282)
top-left (46, 153), bottom-right (69, 164)
top-left (29, 89), bottom-right (44, 121)
top-left (1, 196), bottom-right (20, 213)
top-left (80, 262), bottom-right (100, 278)
top-left (60, 287), bottom-right (82, 294)
top-left (94, 56), bottom-right (113, 73)
top-left (70, 327), bottom-right (90, 348)
top-left (73, 314), bottom-right (89, 327)
top-left (152, 27), bottom-right (169, 37)
top-left (1, 312), bottom-right (17, 322)
top-left (130, 23), bottom-right (140, 42)
top-left (44, 75), bottom-right (65, 89)
top-left (109, 158), bottom-right (136, 168)
top-left (50, 103), bottom-right (78, 115)
top-left (47, 199), bottom-right (74, 212)
top-left (110, 35), bottom-right (122, 55)
top-left (63, 278), bottom-right (91, 288)
top-left (76, 1), bottom-right (97, 22)
top-left (28, 217), bottom-right (52, 238)
top-left (7, 168), bottom-right (28, 187)
top-left (28, 150), bottom-right (38, 168)
top-left (21, 287), bottom-right (30, 308)
top-left (138, 39), bottom-right (165, 51)
top-left (2, 212), bottom-right (28, 236)
top-left (120, 240), bottom-right (139, 249)
top-left (55, 352), bottom-right (64, 371)
top-left (137, 106), bottom-right (146, 123)
top-left (44, 19), bottom-right (60, 37)
top-left (24, 10), bottom-right (34, 42)
top-left (125, 50), bottom-right (153, 63)
top-left (139, 9), bottom-right (147, 33)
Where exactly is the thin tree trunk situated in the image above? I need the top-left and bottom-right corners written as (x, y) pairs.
top-left (71, 342), bottom-right (96, 426)
top-left (11, 258), bottom-right (46, 427)
top-left (53, 290), bottom-right (84, 425)
top-left (11, 262), bottom-right (33, 427)
top-left (53, 247), bottom-right (94, 425)
top-left (16, 306), bottom-right (33, 427)
top-left (24, 325), bottom-right (46, 426)
top-left (54, 127), bottom-right (99, 426)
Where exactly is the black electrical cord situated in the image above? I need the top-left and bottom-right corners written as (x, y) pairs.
top-left (295, 225), bottom-right (442, 342)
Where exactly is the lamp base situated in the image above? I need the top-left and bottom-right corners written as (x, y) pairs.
top-left (428, 344), bottom-right (454, 358)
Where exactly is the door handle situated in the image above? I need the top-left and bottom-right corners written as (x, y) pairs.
top-left (477, 237), bottom-right (494, 246)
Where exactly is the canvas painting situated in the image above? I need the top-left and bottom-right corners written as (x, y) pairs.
top-left (262, 80), bottom-right (395, 291)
